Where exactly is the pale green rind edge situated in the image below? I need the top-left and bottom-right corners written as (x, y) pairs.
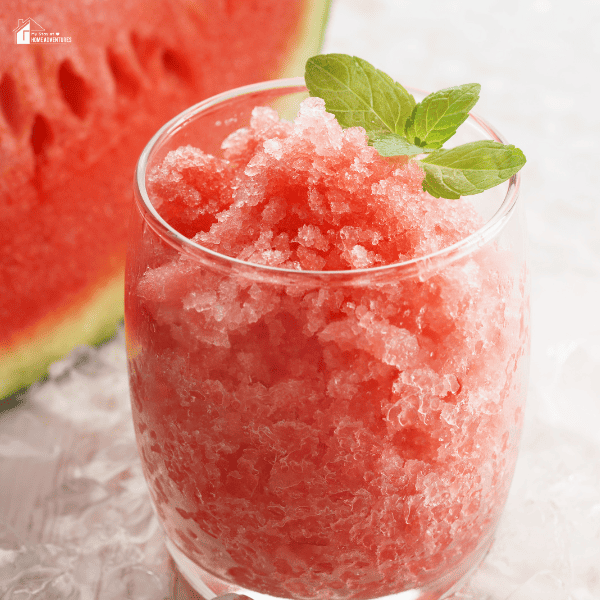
top-left (0, 273), bottom-right (124, 403)
top-left (276, 0), bottom-right (333, 79)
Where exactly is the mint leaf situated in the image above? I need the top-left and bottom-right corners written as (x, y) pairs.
top-left (419, 141), bottom-right (526, 199)
top-left (305, 54), bottom-right (415, 134)
top-left (369, 132), bottom-right (428, 157)
top-left (405, 84), bottom-right (480, 149)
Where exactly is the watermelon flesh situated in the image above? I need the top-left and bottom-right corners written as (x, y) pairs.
top-left (126, 96), bottom-right (530, 598)
top-left (0, 0), bottom-right (330, 400)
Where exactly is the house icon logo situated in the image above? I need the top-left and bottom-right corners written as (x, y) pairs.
top-left (12, 18), bottom-right (71, 44)
top-left (13, 18), bottom-right (44, 44)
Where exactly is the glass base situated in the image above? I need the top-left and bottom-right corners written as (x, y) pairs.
top-left (166, 536), bottom-right (493, 600)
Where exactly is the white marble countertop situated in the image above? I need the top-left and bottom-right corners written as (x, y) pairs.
top-left (1, 1), bottom-right (599, 598)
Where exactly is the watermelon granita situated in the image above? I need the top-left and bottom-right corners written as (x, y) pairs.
top-left (125, 82), bottom-right (529, 600)
top-left (0, 0), bottom-right (331, 401)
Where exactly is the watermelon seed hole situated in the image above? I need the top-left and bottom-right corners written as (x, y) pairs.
top-left (58, 60), bottom-right (91, 119)
top-left (130, 31), bottom-right (159, 71)
top-left (0, 73), bottom-right (26, 135)
top-left (107, 49), bottom-right (141, 99)
top-left (30, 114), bottom-right (53, 156)
top-left (161, 49), bottom-right (193, 84)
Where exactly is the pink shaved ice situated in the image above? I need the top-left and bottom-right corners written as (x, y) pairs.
top-left (147, 97), bottom-right (480, 269)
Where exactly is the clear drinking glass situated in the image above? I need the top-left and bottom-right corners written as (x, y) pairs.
top-left (125, 78), bottom-right (529, 600)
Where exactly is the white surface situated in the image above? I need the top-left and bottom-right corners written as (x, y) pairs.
top-left (1, 1), bottom-right (599, 598)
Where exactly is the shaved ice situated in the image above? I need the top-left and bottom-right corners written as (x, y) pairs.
top-left (125, 95), bottom-right (529, 599)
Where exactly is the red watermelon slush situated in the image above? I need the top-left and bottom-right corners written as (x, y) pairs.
top-left (126, 81), bottom-right (529, 600)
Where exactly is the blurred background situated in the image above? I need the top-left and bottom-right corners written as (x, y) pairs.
top-left (1, 0), bottom-right (599, 598)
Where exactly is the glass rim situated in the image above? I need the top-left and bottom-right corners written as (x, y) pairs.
top-left (134, 76), bottom-right (521, 282)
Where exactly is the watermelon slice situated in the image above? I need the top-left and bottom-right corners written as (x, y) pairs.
top-left (0, 0), bottom-right (331, 400)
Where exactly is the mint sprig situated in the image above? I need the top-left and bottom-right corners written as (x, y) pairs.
top-left (305, 54), bottom-right (526, 200)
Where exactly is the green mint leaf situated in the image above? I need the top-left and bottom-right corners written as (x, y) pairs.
top-left (419, 141), bottom-right (526, 199)
top-left (405, 83), bottom-right (481, 149)
top-left (305, 54), bottom-right (415, 134)
top-left (369, 132), bottom-right (429, 157)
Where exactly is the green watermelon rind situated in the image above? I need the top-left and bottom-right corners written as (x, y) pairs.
top-left (277, 0), bottom-right (332, 80)
top-left (0, 273), bottom-right (124, 403)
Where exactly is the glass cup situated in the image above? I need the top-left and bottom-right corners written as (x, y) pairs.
top-left (125, 78), bottom-right (529, 600)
